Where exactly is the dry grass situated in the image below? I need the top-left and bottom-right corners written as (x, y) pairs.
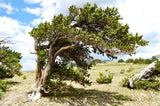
top-left (1, 61), bottom-right (160, 106)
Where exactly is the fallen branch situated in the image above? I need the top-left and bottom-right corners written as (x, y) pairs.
top-left (128, 61), bottom-right (157, 88)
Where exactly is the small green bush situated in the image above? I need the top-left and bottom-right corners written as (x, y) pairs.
top-left (134, 77), bottom-right (160, 90)
top-left (0, 80), bottom-right (8, 92)
top-left (127, 67), bottom-right (134, 73)
top-left (120, 69), bottom-right (125, 74)
top-left (120, 76), bottom-right (160, 90)
top-left (120, 77), bottom-right (129, 87)
top-left (0, 89), bottom-right (4, 99)
top-left (96, 73), bottom-right (113, 84)
top-left (105, 69), bottom-right (108, 72)
top-left (23, 75), bottom-right (27, 80)
top-left (113, 94), bottom-right (132, 101)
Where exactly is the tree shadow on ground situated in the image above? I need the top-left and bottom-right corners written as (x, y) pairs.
top-left (6, 81), bottom-right (21, 86)
top-left (44, 88), bottom-right (133, 106)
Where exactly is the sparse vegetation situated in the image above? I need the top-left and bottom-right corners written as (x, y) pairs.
top-left (96, 73), bottom-right (113, 84)
top-left (127, 67), bottom-right (134, 72)
top-left (113, 94), bottom-right (132, 101)
top-left (121, 60), bottom-right (160, 90)
top-left (23, 75), bottom-right (27, 80)
top-left (0, 80), bottom-right (8, 99)
top-left (133, 77), bottom-right (160, 90)
top-left (125, 56), bottom-right (158, 64)
top-left (120, 69), bottom-right (125, 74)
top-left (0, 80), bottom-right (8, 92)
top-left (2, 62), bottom-right (160, 105)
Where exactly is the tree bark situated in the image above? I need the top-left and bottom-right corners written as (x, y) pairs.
top-left (128, 61), bottom-right (157, 88)
top-left (24, 34), bottom-right (80, 102)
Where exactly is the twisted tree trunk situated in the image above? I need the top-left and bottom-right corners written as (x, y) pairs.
top-left (128, 61), bottom-right (157, 88)
top-left (24, 39), bottom-right (79, 102)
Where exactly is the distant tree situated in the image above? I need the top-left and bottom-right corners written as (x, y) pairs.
top-left (26, 3), bottom-right (148, 101)
top-left (0, 37), bottom-right (22, 98)
top-left (144, 59), bottom-right (152, 64)
top-left (0, 38), bottom-right (22, 79)
top-left (133, 57), bottom-right (144, 64)
top-left (118, 59), bottom-right (124, 63)
top-left (126, 59), bottom-right (134, 63)
top-left (151, 56), bottom-right (158, 61)
top-left (91, 59), bottom-right (103, 65)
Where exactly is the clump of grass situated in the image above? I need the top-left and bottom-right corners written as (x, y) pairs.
top-left (120, 77), bottom-right (130, 87)
top-left (0, 79), bottom-right (8, 99)
top-left (127, 67), bottom-right (134, 72)
top-left (105, 69), bottom-right (108, 72)
top-left (113, 94), bottom-right (132, 101)
top-left (0, 80), bottom-right (8, 92)
top-left (0, 89), bottom-right (4, 99)
top-left (120, 69), bottom-right (125, 74)
top-left (96, 73), bottom-right (113, 84)
top-left (23, 75), bottom-right (27, 80)
top-left (120, 74), bottom-right (134, 87)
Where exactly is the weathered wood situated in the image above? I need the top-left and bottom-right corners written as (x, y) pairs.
top-left (128, 61), bottom-right (157, 88)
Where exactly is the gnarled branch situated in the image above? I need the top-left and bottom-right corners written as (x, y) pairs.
top-left (53, 42), bottom-right (79, 61)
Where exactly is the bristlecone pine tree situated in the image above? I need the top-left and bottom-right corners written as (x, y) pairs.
top-left (26, 3), bottom-right (149, 101)
top-left (0, 37), bottom-right (22, 79)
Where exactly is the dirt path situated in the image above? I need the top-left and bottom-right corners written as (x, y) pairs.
top-left (0, 72), bottom-right (36, 106)
top-left (0, 72), bottom-right (82, 106)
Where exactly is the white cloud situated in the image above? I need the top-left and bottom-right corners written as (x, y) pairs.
top-left (24, 7), bottom-right (41, 16)
top-left (24, 0), bottom-right (115, 25)
top-left (0, 16), bottom-right (36, 71)
top-left (24, 0), bottom-right (42, 4)
top-left (23, 0), bottom-right (160, 62)
top-left (117, 0), bottom-right (160, 59)
top-left (0, 2), bottom-right (18, 14)
top-left (118, 0), bottom-right (160, 35)
top-left (30, 18), bottom-right (42, 26)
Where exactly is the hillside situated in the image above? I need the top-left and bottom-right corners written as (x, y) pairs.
top-left (1, 61), bottom-right (160, 106)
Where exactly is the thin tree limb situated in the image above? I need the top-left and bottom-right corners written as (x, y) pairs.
top-left (53, 42), bottom-right (79, 61)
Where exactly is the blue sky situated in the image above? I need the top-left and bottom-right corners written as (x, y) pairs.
top-left (0, 0), bottom-right (160, 71)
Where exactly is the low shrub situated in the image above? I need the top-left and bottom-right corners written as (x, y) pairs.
top-left (120, 76), bottom-right (160, 90)
top-left (120, 69), bottom-right (125, 74)
top-left (120, 74), bottom-right (134, 87)
top-left (118, 59), bottom-right (124, 63)
top-left (0, 89), bottom-right (4, 99)
top-left (126, 67), bottom-right (134, 73)
top-left (105, 69), bottom-right (108, 72)
top-left (96, 73), bottom-right (113, 84)
top-left (113, 94), bottom-right (132, 101)
top-left (23, 75), bottom-right (27, 80)
top-left (134, 79), bottom-right (160, 90)
top-left (120, 77), bottom-right (130, 87)
top-left (0, 80), bottom-right (8, 92)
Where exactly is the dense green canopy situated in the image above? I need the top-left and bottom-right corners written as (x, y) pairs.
top-left (0, 39), bottom-right (22, 79)
top-left (29, 3), bottom-right (148, 87)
